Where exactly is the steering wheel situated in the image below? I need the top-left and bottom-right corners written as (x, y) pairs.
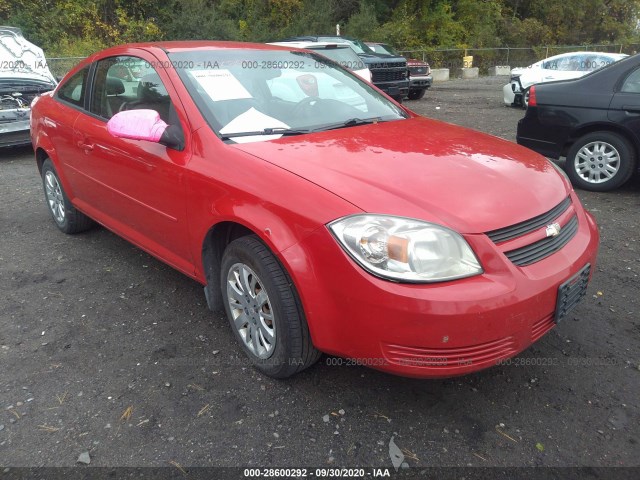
top-left (291, 96), bottom-right (322, 119)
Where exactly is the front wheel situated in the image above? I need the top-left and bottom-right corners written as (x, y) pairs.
top-left (220, 235), bottom-right (321, 378)
top-left (407, 89), bottom-right (426, 100)
top-left (41, 159), bottom-right (93, 233)
top-left (565, 132), bottom-right (636, 191)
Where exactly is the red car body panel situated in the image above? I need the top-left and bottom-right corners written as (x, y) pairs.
top-left (234, 117), bottom-right (570, 233)
top-left (30, 42), bottom-right (600, 378)
top-left (280, 191), bottom-right (598, 377)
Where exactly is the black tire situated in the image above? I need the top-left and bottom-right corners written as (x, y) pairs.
top-left (522, 88), bottom-right (530, 109)
top-left (220, 235), bottom-right (321, 378)
top-left (564, 132), bottom-right (636, 192)
top-left (407, 89), bottom-right (426, 100)
top-left (41, 159), bottom-right (93, 234)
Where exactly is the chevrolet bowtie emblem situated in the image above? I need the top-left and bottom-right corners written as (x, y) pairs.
top-left (545, 222), bottom-right (562, 237)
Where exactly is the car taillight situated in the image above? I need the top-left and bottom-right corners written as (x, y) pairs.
top-left (528, 85), bottom-right (537, 106)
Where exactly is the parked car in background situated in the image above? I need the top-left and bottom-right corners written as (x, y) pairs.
top-left (517, 54), bottom-right (640, 191)
top-left (267, 41), bottom-right (371, 82)
top-left (366, 42), bottom-right (432, 100)
top-left (504, 51), bottom-right (627, 108)
top-left (278, 35), bottom-right (408, 101)
top-left (0, 26), bottom-right (56, 147)
top-left (32, 41), bottom-right (598, 379)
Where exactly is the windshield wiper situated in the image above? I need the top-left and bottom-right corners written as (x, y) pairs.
top-left (220, 127), bottom-right (309, 141)
top-left (312, 117), bottom-right (388, 132)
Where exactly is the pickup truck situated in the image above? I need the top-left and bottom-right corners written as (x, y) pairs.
top-left (278, 35), bottom-right (409, 102)
top-left (366, 42), bottom-right (432, 100)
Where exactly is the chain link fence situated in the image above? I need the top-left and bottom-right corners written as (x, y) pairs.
top-left (398, 44), bottom-right (640, 73)
top-left (45, 57), bottom-right (86, 79)
top-left (44, 44), bottom-right (640, 79)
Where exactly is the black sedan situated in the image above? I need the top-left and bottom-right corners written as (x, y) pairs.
top-left (517, 54), bottom-right (640, 191)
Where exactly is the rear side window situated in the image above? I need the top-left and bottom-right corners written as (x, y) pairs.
top-left (621, 68), bottom-right (640, 94)
top-left (57, 66), bottom-right (89, 107)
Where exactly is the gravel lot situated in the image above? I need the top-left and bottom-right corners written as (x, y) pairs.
top-left (0, 76), bottom-right (639, 476)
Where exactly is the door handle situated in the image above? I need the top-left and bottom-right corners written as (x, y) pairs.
top-left (77, 141), bottom-right (94, 152)
top-left (622, 105), bottom-right (640, 113)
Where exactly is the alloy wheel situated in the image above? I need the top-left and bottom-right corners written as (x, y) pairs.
top-left (226, 263), bottom-right (276, 359)
top-left (44, 171), bottom-right (65, 224)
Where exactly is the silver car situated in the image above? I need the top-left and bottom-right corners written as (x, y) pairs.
top-left (0, 27), bottom-right (56, 147)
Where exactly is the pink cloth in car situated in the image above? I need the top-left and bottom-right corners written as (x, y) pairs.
top-left (107, 110), bottom-right (168, 142)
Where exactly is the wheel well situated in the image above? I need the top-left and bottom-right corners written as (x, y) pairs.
top-left (201, 222), bottom-right (254, 311)
top-left (562, 124), bottom-right (639, 161)
top-left (35, 148), bottom-right (49, 174)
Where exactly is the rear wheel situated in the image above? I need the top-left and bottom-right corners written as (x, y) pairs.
top-left (522, 88), bottom-right (530, 108)
top-left (564, 131), bottom-right (636, 191)
top-left (220, 235), bottom-right (321, 378)
top-left (41, 159), bottom-right (93, 233)
top-left (407, 89), bottom-right (426, 100)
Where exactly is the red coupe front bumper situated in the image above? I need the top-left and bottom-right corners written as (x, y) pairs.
top-left (280, 198), bottom-right (599, 378)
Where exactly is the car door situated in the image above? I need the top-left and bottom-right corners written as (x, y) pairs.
top-left (71, 53), bottom-right (193, 274)
top-left (608, 66), bottom-right (640, 143)
top-left (49, 65), bottom-right (90, 195)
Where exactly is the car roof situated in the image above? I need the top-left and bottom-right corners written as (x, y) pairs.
top-left (278, 35), bottom-right (358, 42)
top-left (267, 41), bottom-right (350, 50)
top-left (536, 52), bottom-right (640, 94)
top-left (95, 40), bottom-right (301, 55)
top-left (541, 51), bottom-right (628, 61)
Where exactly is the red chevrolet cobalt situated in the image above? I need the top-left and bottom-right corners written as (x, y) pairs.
top-left (30, 42), bottom-right (599, 378)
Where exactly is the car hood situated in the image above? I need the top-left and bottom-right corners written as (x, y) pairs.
top-left (0, 27), bottom-right (56, 84)
top-left (233, 116), bottom-right (570, 234)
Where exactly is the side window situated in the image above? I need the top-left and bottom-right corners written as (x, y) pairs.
top-left (57, 66), bottom-right (89, 107)
top-left (89, 56), bottom-right (174, 123)
top-left (621, 68), bottom-right (640, 94)
top-left (565, 55), bottom-right (584, 71)
top-left (593, 55), bottom-right (614, 70)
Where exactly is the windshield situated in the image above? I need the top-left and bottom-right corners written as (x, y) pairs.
top-left (373, 44), bottom-right (399, 56)
top-left (169, 49), bottom-right (406, 143)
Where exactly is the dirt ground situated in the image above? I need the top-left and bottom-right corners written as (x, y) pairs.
top-left (0, 76), bottom-right (639, 476)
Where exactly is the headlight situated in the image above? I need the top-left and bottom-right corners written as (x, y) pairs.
top-left (328, 215), bottom-right (483, 283)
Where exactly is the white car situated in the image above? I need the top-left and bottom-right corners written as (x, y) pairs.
top-left (503, 51), bottom-right (627, 108)
top-left (1, 27), bottom-right (57, 147)
top-left (268, 41), bottom-right (371, 82)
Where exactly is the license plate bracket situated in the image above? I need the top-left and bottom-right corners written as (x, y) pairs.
top-left (555, 263), bottom-right (590, 323)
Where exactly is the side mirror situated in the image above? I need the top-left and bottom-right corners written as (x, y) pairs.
top-left (107, 109), bottom-right (168, 142)
top-left (107, 109), bottom-right (184, 151)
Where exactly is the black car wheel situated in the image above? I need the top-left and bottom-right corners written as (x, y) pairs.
top-left (220, 235), bottom-right (321, 378)
top-left (565, 132), bottom-right (636, 191)
top-left (407, 89), bottom-right (426, 100)
top-left (522, 88), bottom-right (530, 109)
top-left (41, 159), bottom-right (93, 234)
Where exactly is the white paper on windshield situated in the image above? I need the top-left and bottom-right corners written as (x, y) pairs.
top-left (191, 69), bottom-right (252, 101)
top-left (220, 107), bottom-right (291, 144)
